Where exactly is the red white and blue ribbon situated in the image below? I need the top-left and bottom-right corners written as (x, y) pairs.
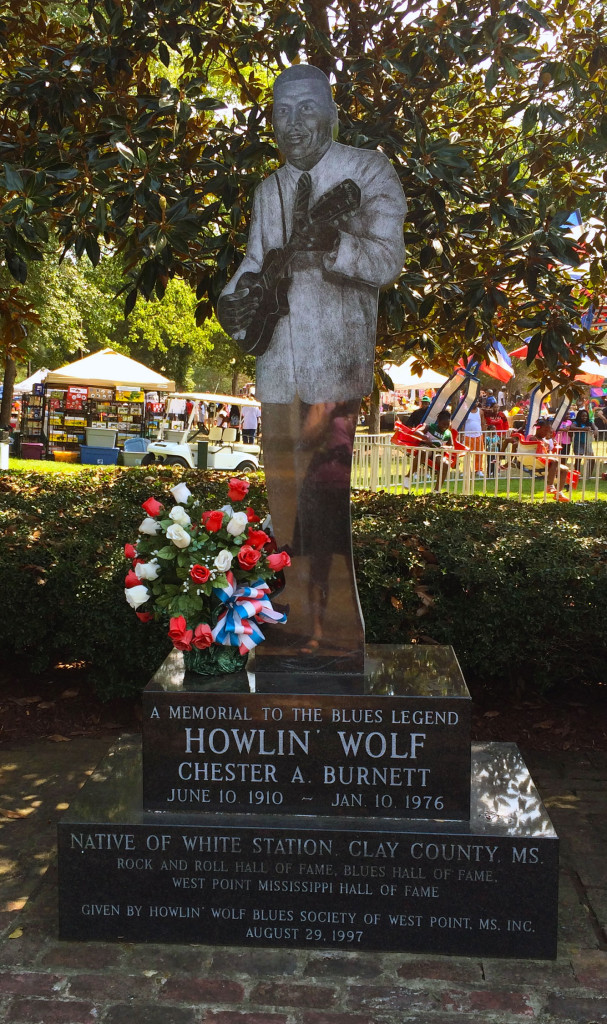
top-left (212, 572), bottom-right (287, 655)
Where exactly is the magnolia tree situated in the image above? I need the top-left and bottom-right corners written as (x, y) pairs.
top-left (1, 0), bottom-right (607, 422)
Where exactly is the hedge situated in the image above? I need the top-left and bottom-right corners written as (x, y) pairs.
top-left (1, 467), bottom-right (605, 699)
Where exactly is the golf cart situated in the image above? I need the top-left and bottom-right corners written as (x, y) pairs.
top-left (141, 392), bottom-right (261, 472)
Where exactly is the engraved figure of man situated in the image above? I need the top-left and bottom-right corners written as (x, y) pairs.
top-left (218, 65), bottom-right (406, 673)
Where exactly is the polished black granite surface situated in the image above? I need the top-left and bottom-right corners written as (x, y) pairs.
top-left (142, 646), bottom-right (471, 820)
top-left (148, 644), bottom-right (470, 698)
top-left (58, 737), bottom-right (558, 957)
top-left (61, 738), bottom-right (556, 838)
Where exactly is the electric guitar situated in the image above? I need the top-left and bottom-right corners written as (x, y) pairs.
top-left (235, 178), bottom-right (361, 356)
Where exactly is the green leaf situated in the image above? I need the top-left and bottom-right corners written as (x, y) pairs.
top-left (116, 141), bottom-right (134, 165)
top-left (419, 294), bottom-right (435, 318)
top-left (84, 236), bottom-right (101, 267)
top-left (6, 250), bottom-right (27, 284)
top-left (517, 1), bottom-right (550, 29)
top-left (124, 289), bottom-right (137, 317)
top-left (526, 332), bottom-right (542, 364)
top-left (419, 245), bottom-right (436, 269)
top-left (521, 104), bottom-right (538, 134)
top-left (484, 63), bottom-right (499, 93)
top-left (501, 56), bottom-right (520, 80)
top-left (3, 164), bottom-right (23, 191)
top-left (156, 545), bottom-right (176, 560)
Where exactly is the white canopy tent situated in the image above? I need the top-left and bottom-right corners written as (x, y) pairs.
top-left (45, 348), bottom-right (175, 391)
top-left (169, 391), bottom-right (261, 408)
top-left (383, 359), bottom-right (448, 390)
top-left (14, 368), bottom-right (49, 395)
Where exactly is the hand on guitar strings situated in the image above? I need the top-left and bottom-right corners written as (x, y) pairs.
top-left (291, 220), bottom-right (339, 253)
top-left (217, 287), bottom-right (260, 337)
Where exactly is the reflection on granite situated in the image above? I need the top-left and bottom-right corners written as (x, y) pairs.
top-left (364, 645), bottom-right (469, 698)
top-left (149, 650), bottom-right (250, 695)
top-left (254, 398), bottom-right (365, 676)
top-left (149, 645), bottom-right (470, 699)
top-left (63, 736), bottom-right (555, 840)
top-left (471, 742), bottom-right (556, 837)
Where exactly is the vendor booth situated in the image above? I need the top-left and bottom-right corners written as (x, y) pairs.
top-left (39, 349), bottom-right (174, 462)
top-left (15, 369), bottom-right (49, 457)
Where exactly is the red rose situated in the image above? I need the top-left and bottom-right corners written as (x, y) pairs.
top-left (245, 506), bottom-right (261, 523)
top-left (267, 551), bottom-right (291, 571)
top-left (124, 543), bottom-right (137, 560)
top-left (141, 497), bottom-right (163, 517)
top-left (168, 615), bottom-right (193, 651)
top-left (227, 477), bottom-right (250, 502)
top-left (136, 611), bottom-right (154, 622)
top-left (125, 569), bottom-right (141, 588)
top-left (202, 509), bottom-right (224, 532)
top-left (190, 564), bottom-right (211, 584)
top-left (238, 544), bottom-right (262, 570)
top-left (192, 623), bottom-right (213, 650)
top-left (247, 528), bottom-right (270, 550)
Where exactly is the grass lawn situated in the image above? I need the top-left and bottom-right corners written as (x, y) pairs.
top-left (353, 454), bottom-right (607, 502)
top-left (7, 458), bottom-right (109, 474)
top-left (6, 456), bottom-right (607, 501)
top-left (410, 476), bottom-right (607, 502)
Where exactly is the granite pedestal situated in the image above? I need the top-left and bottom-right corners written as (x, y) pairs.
top-left (58, 645), bottom-right (559, 958)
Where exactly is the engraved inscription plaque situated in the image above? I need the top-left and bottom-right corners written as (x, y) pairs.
top-left (58, 739), bottom-right (558, 959)
top-left (142, 645), bottom-right (471, 819)
top-left (142, 696), bottom-right (470, 820)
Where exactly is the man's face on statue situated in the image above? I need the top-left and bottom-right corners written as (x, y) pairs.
top-left (273, 82), bottom-right (336, 170)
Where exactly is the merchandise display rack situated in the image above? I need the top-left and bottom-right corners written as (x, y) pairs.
top-left (44, 386), bottom-right (147, 453)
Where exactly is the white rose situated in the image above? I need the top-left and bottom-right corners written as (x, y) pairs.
top-left (135, 559), bottom-right (160, 581)
top-left (169, 505), bottom-right (191, 527)
top-left (166, 523), bottom-right (191, 549)
top-left (214, 549), bottom-right (233, 571)
top-left (139, 517), bottom-right (161, 535)
top-left (125, 584), bottom-right (150, 609)
top-left (170, 482), bottom-right (192, 504)
top-left (220, 504), bottom-right (234, 516)
top-left (226, 511), bottom-right (248, 536)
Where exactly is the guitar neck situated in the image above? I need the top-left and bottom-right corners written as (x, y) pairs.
top-left (254, 180), bottom-right (361, 294)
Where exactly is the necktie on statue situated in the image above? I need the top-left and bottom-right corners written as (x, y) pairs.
top-left (291, 171), bottom-right (312, 242)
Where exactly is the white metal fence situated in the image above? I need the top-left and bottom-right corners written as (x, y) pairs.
top-left (353, 433), bottom-right (607, 502)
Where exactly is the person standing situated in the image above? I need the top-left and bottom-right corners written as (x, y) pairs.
top-left (240, 403), bottom-right (261, 445)
top-left (484, 396), bottom-right (508, 477)
top-left (463, 400), bottom-right (486, 476)
top-left (572, 408), bottom-right (598, 472)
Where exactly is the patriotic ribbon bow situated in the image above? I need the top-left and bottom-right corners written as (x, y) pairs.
top-left (212, 571), bottom-right (287, 655)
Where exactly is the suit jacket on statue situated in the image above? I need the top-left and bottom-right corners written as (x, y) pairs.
top-left (220, 141), bottom-right (407, 405)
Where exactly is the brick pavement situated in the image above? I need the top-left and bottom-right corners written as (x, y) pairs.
top-left (0, 739), bottom-right (605, 1024)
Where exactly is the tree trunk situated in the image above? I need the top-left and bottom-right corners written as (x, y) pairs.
top-left (231, 369), bottom-right (239, 395)
top-left (0, 355), bottom-right (17, 432)
top-left (368, 384), bottom-right (381, 435)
